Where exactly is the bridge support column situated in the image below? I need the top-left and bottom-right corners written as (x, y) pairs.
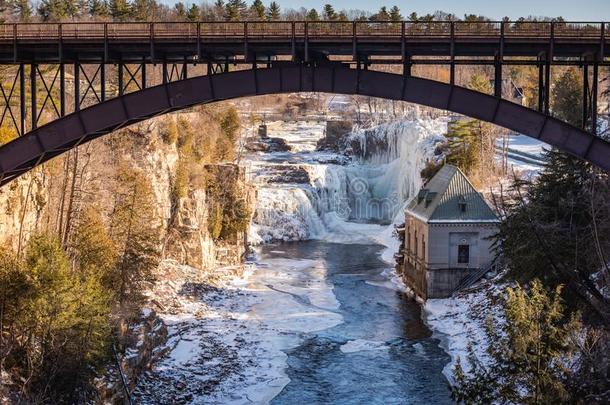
top-left (583, 63), bottom-right (589, 130)
top-left (118, 63), bottom-right (124, 96)
top-left (74, 62), bottom-right (80, 111)
top-left (592, 63), bottom-right (598, 135)
top-left (100, 63), bottom-right (105, 101)
top-left (537, 55), bottom-right (550, 115)
top-left (494, 53), bottom-right (502, 98)
top-left (19, 64), bottom-right (25, 135)
top-left (60, 63), bottom-right (65, 115)
top-left (30, 63), bottom-right (36, 129)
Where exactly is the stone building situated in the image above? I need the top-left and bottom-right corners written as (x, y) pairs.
top-left (400, 165), bottom-right (500, 299)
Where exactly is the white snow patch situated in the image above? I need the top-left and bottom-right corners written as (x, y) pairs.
top-left (340, 339), bottom-right (388, 353)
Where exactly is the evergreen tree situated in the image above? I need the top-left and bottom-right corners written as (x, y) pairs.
top-left (305, 7), bottom-right (319, 21)
top-left (224, 0), bottom-right (246, 21)
top-left (37, 0), bottom-right (73, 21)
top-left (173, 1), bottom-right (186, 19)
top-left (408, 12), bottom-right (418, 21)
top-left (71, 206), bottom-right (118, 292)
top-left (322, 3), bottom-right (336, 20)
top-left (389, 5), bottom-right (402, 22)
top-left (249, 0), bottom-right (265, 20)
top-left (12, 0), bottom-right (33, 21)
top-left (452, 281), bottom-right (580, 404)
top-left (445, 119), bottom-right (479, 174)
top-left (109, 0), bottom-right (130, 21)
top-left (110, 166), bottom-right (161, 310)
top-left (265, 1), bottom-right (279, 21)
top-left (88, 0), bottom-right (108, 18)
top-left (186, 3), bottom-right (200, 21)
top-left (496, 64), bottom-right (610, 323)
top-left (131, 0), bottom-right (157, 21)
top-left (370, 6), bottom-right (390, 21)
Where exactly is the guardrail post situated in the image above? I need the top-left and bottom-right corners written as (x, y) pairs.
top-left (450, 22), bottom-right (455, 85)
top-left (197, 22), bottom-right (201, 61)
top-left (600, 22), bottom-right (605, 62)
top-left (103, 23), bottom-right (108, 63)
top-left (352, 21), bottom-right (357, 61)
top-left (149, 23), bottom-right (155, 62)
top-left (291, 22), bottom-right (296, 61)
top-left (12, 24), bottom-right (17, 63)
top-left (304, 22), bottom-right (309, 63)
top-left (401, 21), bottom-right (406, 63)
top-left (244, 22), bottom-right (248, 62)
top-left (58, 23), bottom-right (62, 62)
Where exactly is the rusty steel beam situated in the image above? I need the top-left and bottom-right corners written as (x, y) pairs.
top-left (1, 65), bottom-right (609, 188)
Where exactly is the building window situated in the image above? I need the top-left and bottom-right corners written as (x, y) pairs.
top-left (415, 235), bottom-right (418, 258)
top-left (458, 245), bottom-right (470, 264)
top-left (422, 240), bottom-right (426, 261)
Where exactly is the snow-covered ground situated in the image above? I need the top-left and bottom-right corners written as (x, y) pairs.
top-left (495, 134), bottom-right (549, 175)
top-left (423, 277), bottom-right (505, 382)
top-left (135, 257), bottom-right (344, 404)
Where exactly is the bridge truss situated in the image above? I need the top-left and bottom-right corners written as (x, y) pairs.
top-left (0, 20), bottom-right (608, 184)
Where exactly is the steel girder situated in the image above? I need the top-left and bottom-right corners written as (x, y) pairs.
top-left (0, 64), bottom-right (609, 186)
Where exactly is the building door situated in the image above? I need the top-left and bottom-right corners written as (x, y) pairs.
top-left (458, 244), bottom-right (470, 264)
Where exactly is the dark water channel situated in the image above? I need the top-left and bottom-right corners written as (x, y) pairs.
top-left (259, 241), bottom-right (452, 405)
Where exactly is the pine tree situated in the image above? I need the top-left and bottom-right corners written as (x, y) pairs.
top-left (370, 6), bottom-right (390, 21)
top-left (322, 3), bottom-right (336, 21)
top-left (88, 0), bottom-right (108, 18)
top-left (110, 166), bottom-right (161, 310)
top-left (305, 8), bottom-right (319, 21)
top-left (173, 1), bottom-right (186, 19)
top-left (389, 5), bottom-right (402, 22)
top-left (37, 0), bottom-right (71, 21)
top-left (109, 0), bottom-right (130, 21)
top-left (452, 281), bottom-right (580, 404)
top-left (265, 1), bottom-right (279, 21)
top-left (496, 64), bottom-right (610, 323)
top-left (186, 3), bottom-right (200, 21)
top-left (12, 0), bottom-right (33, 21)
top-left (224, 0), bottom-right (246, 21)
top-left (249, 0), bottom-right (265, 20)
top-left (445, 119), bottom-right (479, 174)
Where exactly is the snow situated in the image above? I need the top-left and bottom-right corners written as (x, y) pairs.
top-left (340, 339), bottom-right (388, 353)
top-left (135, 256), bottom-right (345, 404)
top-left (423, 279), bottom-right (505, 383)
top-left (248, 115), bottom-right (447, 246)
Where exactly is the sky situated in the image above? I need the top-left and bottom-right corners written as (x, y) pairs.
top-left (183, 0), bottom-right (610, 21)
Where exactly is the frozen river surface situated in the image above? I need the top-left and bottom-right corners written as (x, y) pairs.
top-left (256, 241), bottom-right (452, 404)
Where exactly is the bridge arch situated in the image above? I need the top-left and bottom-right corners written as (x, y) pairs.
top-left (1, 64), bottom-right (609, 185)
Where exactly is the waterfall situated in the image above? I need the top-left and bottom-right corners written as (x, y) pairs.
top-left (248, 115), bottom-right (447, 245)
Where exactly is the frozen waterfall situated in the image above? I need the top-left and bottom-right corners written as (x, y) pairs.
top-left (247, 115), bottom-right (447, 245)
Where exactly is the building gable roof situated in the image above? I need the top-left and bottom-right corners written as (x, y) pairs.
top-left (406, 164), bottom-right (499, 223)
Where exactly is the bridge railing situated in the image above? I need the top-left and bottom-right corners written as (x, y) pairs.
top-left (0, 21), bottom-right (607, 41)
top-left (247, 21), bottom-right (295, 37)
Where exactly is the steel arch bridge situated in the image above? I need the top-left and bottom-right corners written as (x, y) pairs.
top-left (0, 20), bottom-right (609, 185)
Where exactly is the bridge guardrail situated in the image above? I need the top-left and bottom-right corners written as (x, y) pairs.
top-left (0, 20), bottom-right (607, 41)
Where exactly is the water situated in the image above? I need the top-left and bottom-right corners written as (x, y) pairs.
top-left (254, 241), bottom-right (452, 404)
top-left (243, 114), bottom-right (452, 403)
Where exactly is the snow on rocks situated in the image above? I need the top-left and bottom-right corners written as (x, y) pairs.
top-left (423, 277), bottom-right (506, 383)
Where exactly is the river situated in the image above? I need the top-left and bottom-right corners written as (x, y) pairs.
top-left (254, 241), bottom-right (452, 404)
top-left (135, 112), bottom-right (453, 404)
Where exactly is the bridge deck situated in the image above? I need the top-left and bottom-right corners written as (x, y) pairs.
top-left (0, 21), bottom-right (607, 64)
